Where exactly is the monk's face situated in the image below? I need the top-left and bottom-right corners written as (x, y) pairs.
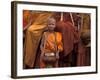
top-left (47, 18), bottom-right (56, 31)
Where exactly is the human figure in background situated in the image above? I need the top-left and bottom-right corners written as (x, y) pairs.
top-left (77, 13), bottom-right (91, 66)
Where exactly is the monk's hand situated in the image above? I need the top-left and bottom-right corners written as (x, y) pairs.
top-left (40, 48), bottom-right (45, 57)
top-left (40, 47), bottom-right (45, 53)
top-left (56, 51), bottom-right (59, 60)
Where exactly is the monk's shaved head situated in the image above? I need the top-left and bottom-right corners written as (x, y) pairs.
top-left (47, 17), bottom-right (56, 23)
top-left (47, 17), bottom-right (56, 31)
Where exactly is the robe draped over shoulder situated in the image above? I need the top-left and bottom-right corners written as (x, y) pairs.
top-left (56, 21), bottom-right (79, 56)
top-left (24, 12), bottom-right (54, 68)
top-left (41, 32), bottom-right (63, 53)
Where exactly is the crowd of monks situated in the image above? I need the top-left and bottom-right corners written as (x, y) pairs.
top-left (23, 10), bottom-right (91, 69)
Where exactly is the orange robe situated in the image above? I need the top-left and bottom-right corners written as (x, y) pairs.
top-left (24, 12), bottom-right (54, 68)
top-left (40, 32), bottom-right (63, 68)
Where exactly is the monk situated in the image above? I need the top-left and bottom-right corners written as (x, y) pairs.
top-left (40, 17), bottom-right (63, 68)
top-left (77, 14), bottom-right (91, 66)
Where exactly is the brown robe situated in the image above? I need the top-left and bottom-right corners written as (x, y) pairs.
top-left (55, 21), bottom-right (79, 67)
top-left (56, 21), bottom-right (79, 56)
top-left (77, 14), bottom-right (91, 66)
top-left (55, 13), bottom-right (91, 67)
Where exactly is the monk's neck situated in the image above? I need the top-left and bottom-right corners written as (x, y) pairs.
top-left (48, 30), bottom-right (55, 33)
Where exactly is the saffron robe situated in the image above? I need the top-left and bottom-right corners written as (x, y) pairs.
top-left (40, 32), bottom-right (63, 68)
top-left (24, 12), bottom-right (54, 68)
top-left (41, 32), bottom-right (63, 53)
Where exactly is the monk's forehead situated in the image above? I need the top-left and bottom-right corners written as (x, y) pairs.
top-left (48, 18), bottom-right (56, 23)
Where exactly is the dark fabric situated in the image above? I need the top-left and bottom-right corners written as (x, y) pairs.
top-left (55, 21), bottom-right (79, 67)
top-left (55, 21), bottom-right (79, 56)
top-left (77, 40), bottom-right (91, 66)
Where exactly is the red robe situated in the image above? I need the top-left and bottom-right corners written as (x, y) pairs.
top-left (56, 21), bottom-right (90, 66)
top-left (56, 21), bottom-right (79, 56)
top-left (55, 21), bottom-right (79, 66)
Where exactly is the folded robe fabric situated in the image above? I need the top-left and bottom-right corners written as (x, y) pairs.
top-left (56, 21), bottom-right (79, 56)
top-left (56, 20), bottom-right (90, 66)
top-left (41, 32), bottom-right (63, 53)
top-left (24, 12), bottom-right (54, 68)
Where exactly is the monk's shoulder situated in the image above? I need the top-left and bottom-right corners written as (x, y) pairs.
top-left (42, 31), bottom-right (48, 37)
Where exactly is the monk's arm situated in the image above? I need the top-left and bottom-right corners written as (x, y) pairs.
top-left (40, 33), bottom-right (45, 55)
